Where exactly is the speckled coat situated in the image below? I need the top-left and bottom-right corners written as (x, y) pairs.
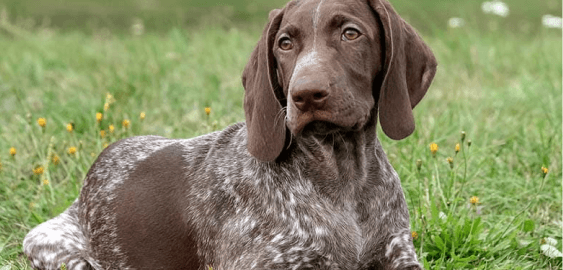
top-left (22, 0), bottom-right (437, 268)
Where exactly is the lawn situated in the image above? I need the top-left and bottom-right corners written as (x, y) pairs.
top-left (0, 0), bottom-right (561, 269)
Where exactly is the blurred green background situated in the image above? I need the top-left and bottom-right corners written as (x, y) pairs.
top-left (1, 0), bottom-right (561, 34)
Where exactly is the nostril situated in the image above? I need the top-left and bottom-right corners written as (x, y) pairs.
top-left (292, 89), bottom-right (329, 111)
top-left (313, 92), bottom-right (328, 100)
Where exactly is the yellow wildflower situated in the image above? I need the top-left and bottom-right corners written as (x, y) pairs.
top-left (100, 130), bottom-right (106, 138)
top-left (33, 166), bottom-right (44, 175)
top-left (42, 178), bottom-right (49, 185)
top-left (96, 112), bottom-right (103, 123)
top-left (429, 143), bottom-right (438, 157)
top-left (9, 147), bottom-right (16, 156)
top-left (140, 112), bottom-right (146, 120)
top-left (104, 102), bottom-right (110, 111)
top-left (52, 155), bottom-right (60, 165)
top-left (541, 166), bottom-right (548, 177)
top-left (446, 157), bottom-right (454, 169)
top-left (122, 119), bottom-right (130, 128)
top-left (109, 124), bottom-right (115, 133)
top-left (68, 146), bottom-right (77, 155)
top-left (37, 118), bottom-right (46, 128)
top-left (455, 143), bottom-right (460, 154)
top-left (469, 196), bottom-right (479, 205)
top-left (411, 231), bottom-right (419, 240)
top-left (205, 107), bottom-right (211, 116)
top-left (103, 142), bottom-right (109, 148)
top-left (66, 123), bottom-right (74, 133)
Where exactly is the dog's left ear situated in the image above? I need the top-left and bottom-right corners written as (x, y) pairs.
top-left (369, 0), bottom-right (437, 140)
top-left (242, 9), bottom-right (286, 162)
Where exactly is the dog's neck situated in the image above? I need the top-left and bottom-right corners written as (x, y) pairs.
top-left (288, 112), bottom-right (379, 204)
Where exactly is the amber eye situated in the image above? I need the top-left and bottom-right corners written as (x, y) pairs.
top-left (342, 28), bottom-right (361, 41)
top-left (279, 37), bottom-right (293, 50)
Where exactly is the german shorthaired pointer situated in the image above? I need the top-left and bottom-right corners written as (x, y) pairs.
top-left (23, 0), bottom-right (436, 269)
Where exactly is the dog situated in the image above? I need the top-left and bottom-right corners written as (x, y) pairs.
top-left (23, 0), bottom-right (436, 269)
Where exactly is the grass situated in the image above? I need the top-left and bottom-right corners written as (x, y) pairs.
top-left (0, 0), bottom-right (561, 269)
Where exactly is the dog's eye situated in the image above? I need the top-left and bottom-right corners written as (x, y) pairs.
top-left (342, 28), bottom-right (361, 41)
top-left (279, 37), bottom-right (293, 50)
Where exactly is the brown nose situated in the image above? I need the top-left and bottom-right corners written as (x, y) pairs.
top-left (291, 88), bottom-right (329, 112)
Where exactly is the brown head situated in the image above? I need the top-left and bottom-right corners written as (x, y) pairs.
top-left (242, 0), bottom-right (437, 162)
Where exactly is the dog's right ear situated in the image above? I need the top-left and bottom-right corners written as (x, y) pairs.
top-left (242, 9), bottom-right (286, 162)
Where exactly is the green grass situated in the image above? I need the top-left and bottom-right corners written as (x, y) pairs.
top-left (0, 0), bottom-right (561, 269)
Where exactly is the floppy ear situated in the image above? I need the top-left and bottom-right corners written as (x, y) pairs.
top-left (242, 9), bottom-right (286, 162)
top-left (369, 0), bottom-right (437, 140)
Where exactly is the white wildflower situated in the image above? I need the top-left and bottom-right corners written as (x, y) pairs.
top-left (544, 237), bottom-right (558, 246)
top-left (448, 17), bottom-right (465, 28)
top-left (481, 1), bottom-right (509, 17)
top-left (541, 244), bottom-right (563, 258)
top-left (131, 18), bottom-right (145, 36)
top-left (438, 211), bottom-right (447, 220)
top-left (542, 15), bottom-right (562, 29)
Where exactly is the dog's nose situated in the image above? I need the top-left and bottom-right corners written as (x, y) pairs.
top-left (291, 88), bottom-right (329, 112)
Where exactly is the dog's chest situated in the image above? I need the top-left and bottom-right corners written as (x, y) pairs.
top-left (213, 181), bottom-right (370, 269)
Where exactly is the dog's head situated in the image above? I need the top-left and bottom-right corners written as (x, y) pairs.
top-left (242, 0), bottom-right (437, 162)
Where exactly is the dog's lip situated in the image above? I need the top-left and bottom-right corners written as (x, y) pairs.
top-left (287, 112), bottom-right (366, 135)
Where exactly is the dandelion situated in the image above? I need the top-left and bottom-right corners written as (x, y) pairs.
top-left (140, 112), bottom-right (146, 120)
top-left (455, 143), bottom-right (460, 154)
top-left (9, 147), bottom-right (16, 157)
top-left (481, 1), bottom-right (509, 17)
top-left (33, 166), bottom-right (44, 175)
top-left (429, 143), bottom-right (438, 157)
top-left (100, 130), bottom-right (106, 138)
top-left (446, 157), bottom-right (454, 169)
top-left (96, 112), bottom-right (103, 123)
top-left (68, 146), bottom-right (77, 155)
top-left (52, 155), bottom-right (60, 165)
top-left (469, 196), bottom-right (479, 205)
top-left (542, 14), bottom-right (562, 29)
top-left (205, 107), bottom-right (211, 116)
top-left (447, 17), bottom-right (465, 28)
top-left (37, 117), bottom-right (46, 128)
top-left (42, 178), bottom-right (49, 185)
top-left (109, 124), bottom-right (115, 133)
top-left (411, 231), bottom-right (419, 240)
top-left (122, 119), bottom-right (130, 128)
top-left (66, 123), bottom-right (74, 133)
top-left (541, 166), bottom-right (548, 177)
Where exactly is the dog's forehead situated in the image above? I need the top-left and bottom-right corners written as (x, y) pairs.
top-left (283, 0), bottom-right (374, 30)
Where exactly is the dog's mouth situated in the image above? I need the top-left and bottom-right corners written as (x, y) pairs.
top-left (298, 121), bottom-right (362, 136)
